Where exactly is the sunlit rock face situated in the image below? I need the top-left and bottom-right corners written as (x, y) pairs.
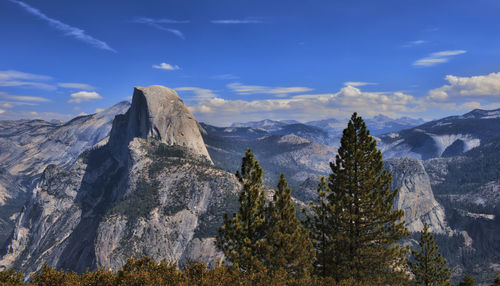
top-left (384, 158), bottom-right (449, 234)
top-left (0, 86), bottom-right (237, 276)
top-left (109, 85), bottom-right (211, 163)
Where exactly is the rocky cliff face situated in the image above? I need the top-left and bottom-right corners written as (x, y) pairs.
top-left (109, 86), bottom-right (211, 163)
top-left (0, 102), bottom-right (130, 247)
top-left (384, 158), bottom-right (449, 234)
top-left (0, 86), bottom-right (238, 275)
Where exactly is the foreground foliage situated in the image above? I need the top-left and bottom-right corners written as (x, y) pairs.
top-left (0, 257), bottom-right (371, 285)
top-left (409, 223), bottom-right (451, 286)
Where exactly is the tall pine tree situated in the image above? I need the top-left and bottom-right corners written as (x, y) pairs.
top-left (216, 149), bottom-right (267, 273)
top-left (261, 174), bottom-right (315, 279)
top-left (309, 112), bottom-right (410, 284)
top-left (409, 223), bottom-right (451, 286)
top-left (305, 176), bottom-right (334, 277)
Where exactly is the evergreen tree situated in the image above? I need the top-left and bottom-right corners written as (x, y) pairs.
top-left (216, 149), bottom-right (267, 273)
top-left (305, 176), bottom-right (334, 277)
top-left (409, 223), bottom-right (451, 286)
top-left (459, 274), bottom-right (475, 286)
top-left (310, 112), bottom-right (410, 283)
top-left (261, 173), bottom-right (315, 279)
top-left (494, 272), bottom-right (500, 286)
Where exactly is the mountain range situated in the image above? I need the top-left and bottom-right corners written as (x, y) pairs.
top-left (231, 115), bottom-right (424, 136)
top-left (0, 85), bottom-right (498, 283)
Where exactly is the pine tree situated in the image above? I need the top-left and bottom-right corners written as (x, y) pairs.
top-left (409, 223), bottom-right (451, 286)
top-left (216, 149), bottom-right (267, 273)
top-left (305, 176), bottom-right (334, 277)
top-left (459, 274), bottom-right (475, 286)
top-left (310, 112), bottom-right (410, 283)
top-left (494, 272), bottom-right (500, 286)
top-left (261, 173), bottom-right (315, 279)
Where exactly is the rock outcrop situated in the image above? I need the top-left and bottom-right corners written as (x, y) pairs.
top-left (0, 86), bottom-right (237, 275)
top-left (384, 158), bottom-right (449, 233)
top-left (109, 86), bottom-right (211, 163)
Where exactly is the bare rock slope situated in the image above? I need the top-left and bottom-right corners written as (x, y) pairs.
top-left (0, 102), bottom-right (130, 246)
top-left (384, 158), bottom-right (449, 233)
top-left (0, 86), bottom-right (239, 275)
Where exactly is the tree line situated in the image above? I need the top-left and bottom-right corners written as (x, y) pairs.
top-left (1, 113), bottom-right (496, 285)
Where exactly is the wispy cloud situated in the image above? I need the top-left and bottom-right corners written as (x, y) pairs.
top-left (344, 81), bottom-right (377, 87)
top-left (68, 91), bottom-right (102, 103)
top-left (0, 70), bottom-right (51, 81)
top-left (0, 91), bottom-right (50, 103)
top-left (227, 82), bottom-right (313, 97)
top-left (8, 0), bottom-right (115, 52)
top-left (402, 40), bottom-right (426, 48)
top-left (135, 17), bottom-right (190, 24)
top-left (211, 18), bottom-right (263, 24)
top-left (153, 62), bottom-right (180, 71)
top-left (4, 95), bottom-right (50, 102)
top-left (176, 87), bottom-right (218, 100)
top-left (133, 17), bottom-right (188, 40)
top-left (58, 82), bottom-right (95, 90)
top-left (0, 110), bottom-right (73, 121)
top-left (210, 74), bottom-right (240, 80)
top-left (0, 70), bottom-right (56, 90)
top-left (413, 50), bottom-right (466, 67)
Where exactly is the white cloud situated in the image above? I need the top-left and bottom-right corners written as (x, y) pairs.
top-left (133, 17), bottom-right (187, 40)
top-left (153, 62), bottom-right (180, 71)
top-left (211, 19), bottom-right (263, 24)
top-left (58, 82), bottom-right (95, 90)
top-left (227, 82), bottom-right (313, 96)
top-left (176, 87), bottom-right (217, 100)
top-left (0, 70), bottom-right (51, 81)
top-left (0, 101), bottom-right (37, 108)
top-left (187, 85), bottom-right (421, 125)
top-left (402, 40), bottom-right (426, 47)
top-left (1, 103), bottom-right (14, 108)
top-left (344, 81), bottom-right (376, 87)
top-left (432, 50), bottom-right (467, 57)
top-left (0, 70), bottom-right (55, 90)
top-left (0, 92), bottom-right (50, 102)
top-left (413, 50), bottom-right (466, 67)
top-left (4, 95), bottom-right (50, 102)
top-left (8, 0), bottom-right (115, 52)
top-left (68, 91), bottom-right (102, 103)
top-left (0, 109), bottom-right (5, 115)
top-left (134, 17), bottom-right (189, 24)
top-left (95, 108), bottom-right (105, 113)
top-left (428, 72), bottom-right (500, 100)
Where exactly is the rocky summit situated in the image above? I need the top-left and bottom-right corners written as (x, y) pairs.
top-left (0, 86), bottom-right (238, 275)
top-left (109, 86), bottom-right (211, 163)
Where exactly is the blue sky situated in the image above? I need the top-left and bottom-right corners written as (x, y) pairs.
top-left (1, 0), bottom-right (500, 125)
